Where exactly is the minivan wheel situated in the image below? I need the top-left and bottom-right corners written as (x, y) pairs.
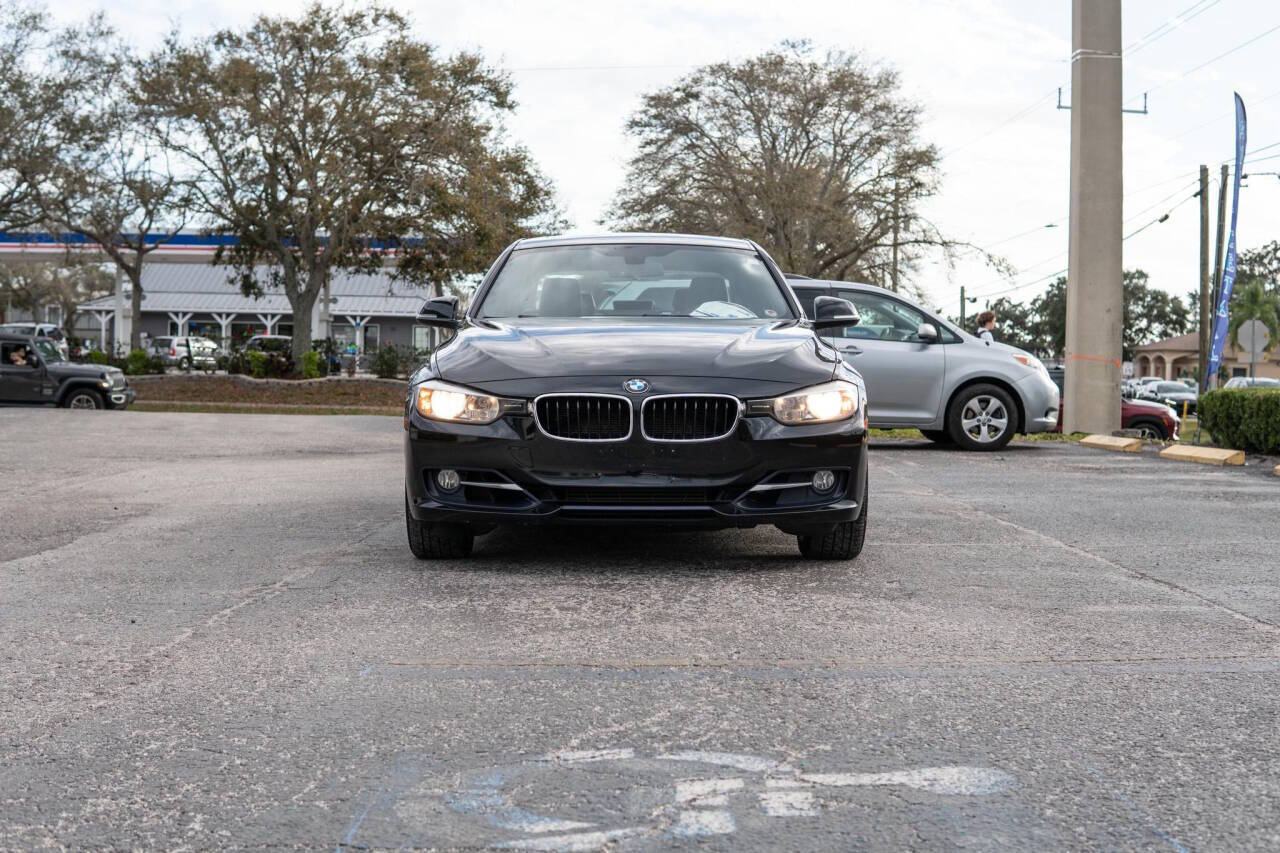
top-left (405, 496), bottom-right (473, 559)
top-left (64, 389), bottom-right (103, 410)
top-left (948, 384), bottom-right (1016, 451)
top-left (178, 356), bottom-right (191, 370)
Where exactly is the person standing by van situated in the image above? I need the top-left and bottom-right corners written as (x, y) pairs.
top-left (975, 310), bottom-right (996, 343)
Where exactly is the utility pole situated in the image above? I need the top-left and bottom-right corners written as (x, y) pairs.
top-left (890, 180), bottom-right (901, 293)
top-left (959, 286), bottom-right (966, 327)
top-left (1198, 165), bottom-right (1211, 390)
top-left (1064, 0), bottom-right (1123, 434)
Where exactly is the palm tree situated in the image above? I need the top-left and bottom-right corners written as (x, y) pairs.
top-left (1226, 279), bottom-right (1280, 362)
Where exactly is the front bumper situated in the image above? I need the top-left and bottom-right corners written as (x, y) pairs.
top-left (107, 386), bottom-right (136, 409)
top-left (1017, 371), bottom-right (1061, 433)
top-left (405, 408), bottom-right (868, 532)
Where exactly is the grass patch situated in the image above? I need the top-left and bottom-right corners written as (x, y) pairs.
top-left (131, 401), bottom-right (400, 416)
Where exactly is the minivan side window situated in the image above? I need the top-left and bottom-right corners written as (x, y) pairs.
top-left (837, 291), bottom-right (930, 341)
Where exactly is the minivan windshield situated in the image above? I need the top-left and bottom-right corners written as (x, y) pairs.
top-left (476, 244), bottom-right (795, 321)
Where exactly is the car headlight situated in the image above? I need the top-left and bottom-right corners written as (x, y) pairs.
top-left (414, 380), bottom-right (501, 424)
top-left (767, 380), bottom-right (860, 424)
top-left (1012, 353), bottom-right (1050, 379)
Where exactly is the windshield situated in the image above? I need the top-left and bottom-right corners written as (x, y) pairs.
top-left (476, 244), bottom-right (795, 321)
top-left (33, 339), bottom-right (64, 362)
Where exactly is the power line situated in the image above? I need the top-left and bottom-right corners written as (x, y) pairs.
top-left (1126, 20), bottom-right (1280, 106)
top-left (940, 89), bottom-right (1058, 157)
top-left (1124, 0), bottom-right (1224, 57)
top-left (970, 191), bottom-right (1199, 300)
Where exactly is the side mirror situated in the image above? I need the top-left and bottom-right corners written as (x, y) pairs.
top-left (811, 295), bottom-right (860, 331)
top-left (417, 295), bottom-right (461, 329)
top-left (27, 354), bottom-right (39, 367)
top-left (917, 322), bottom-right (940, 343)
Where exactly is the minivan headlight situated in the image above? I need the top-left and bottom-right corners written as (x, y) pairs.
top-left (414, 380), bottom-right (501, 424)
top-left (767, 380), bottom-right (860, 424)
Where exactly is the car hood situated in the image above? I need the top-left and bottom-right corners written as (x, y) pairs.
top-left (435, 320), bottom-right (835, 385)
top-left (1125, 398), bottom-right (1173, 414)
top-left (45, 362), bottom-right (123, 380)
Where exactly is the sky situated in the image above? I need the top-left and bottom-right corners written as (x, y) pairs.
top-left (52, 0), bottom-right (1280, 315)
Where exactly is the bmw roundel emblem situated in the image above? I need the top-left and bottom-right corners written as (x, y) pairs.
top-left (624, 378), bottom-right (650, 394)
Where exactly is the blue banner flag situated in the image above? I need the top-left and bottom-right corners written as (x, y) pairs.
top-left (1207, 93), bottom-right (1247, 387)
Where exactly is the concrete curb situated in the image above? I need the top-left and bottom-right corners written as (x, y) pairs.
top-left (1080, 434), bottom-right (1143, 453)
top-left (1159, 445), bottom-right (1245, 466)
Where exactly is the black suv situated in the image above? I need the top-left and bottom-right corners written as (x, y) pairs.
top-left (0, 333), bottom-right (134, 409)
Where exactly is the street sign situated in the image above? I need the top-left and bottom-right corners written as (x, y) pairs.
top-left (1236, 319), bottom-right (1270, 360)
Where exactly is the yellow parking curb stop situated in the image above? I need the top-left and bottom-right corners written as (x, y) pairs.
top-left (1080, 434), bottom-right (1143, 453)
top-left (1159, 445), bottom-right (1245, 466)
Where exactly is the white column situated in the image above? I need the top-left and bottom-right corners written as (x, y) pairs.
top-left (212, 313), bottom-right (237, 352)
top-left (93, 310), bottom-right (113, 352)
top-left (344, 315), bottom-right (369, 355)
top-left (167, 312), bottom-right (193, 335)
top-left (257, 313), bottom-right (282, 335)
top-left (112, 266), bottom-right (124, 355)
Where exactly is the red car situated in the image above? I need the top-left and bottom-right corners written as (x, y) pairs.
top-left (1055, 396), bottom-right (1180, 440)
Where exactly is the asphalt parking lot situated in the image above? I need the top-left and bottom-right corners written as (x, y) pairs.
top-left (3, 410), bottom-right (1279, 850)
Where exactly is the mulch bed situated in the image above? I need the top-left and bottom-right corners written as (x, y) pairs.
top-left (131, 375), bottom-right (405, 407)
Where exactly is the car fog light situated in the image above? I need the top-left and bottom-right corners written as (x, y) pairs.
top-left (811, 470), bottom-right (836, 492)
top-left (436, 469), bottom-right (461, 492)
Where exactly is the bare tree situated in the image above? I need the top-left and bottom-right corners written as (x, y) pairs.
top-left (139, 3), bottom-right (561, 362)
top-left (34, 21), bottom-right (191, 350)
top-left (0, 260), bottom-right (112, 336)
top-left (608, 42), bottom-right (952, 291)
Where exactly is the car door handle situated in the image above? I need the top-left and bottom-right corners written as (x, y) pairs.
top-left (840, 345), bottom-right (863, 356)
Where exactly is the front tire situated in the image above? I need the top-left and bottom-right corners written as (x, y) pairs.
top-left (63, 389), bottom-right (103, 410)
top-left (1130, 419), bottom-right (1168, 441)
top-left (405, 497), bottom-right (473, 559)
top-left (947, 384), bottom-right (1016, 451)
top-left (798, 485), bottom-right (868, 561)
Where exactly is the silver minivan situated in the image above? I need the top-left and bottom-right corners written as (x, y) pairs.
top-left (789, 277), bottom-right (1060, 451)
top-left (148, 336), bottom-right (219, 370)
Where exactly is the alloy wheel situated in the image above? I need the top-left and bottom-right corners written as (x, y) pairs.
top-left (68, 393), bottom-right (101, 410)
top-left (960, 395), bottom-right (1009, 444)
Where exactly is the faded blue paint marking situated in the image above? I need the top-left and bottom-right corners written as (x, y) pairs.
top-left (337, 754), bottom-right (420, 851)
top-left (359, 665), bottom-right (373, 677)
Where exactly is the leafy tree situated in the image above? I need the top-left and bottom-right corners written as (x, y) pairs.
top-left (0, 5), bottom-right (89, 228)
top-left (1029, 277), bottom-right (1067, 358)
top-left (1227, 279), bottom-right (1280, 360)
top-left (1237, 241), bottom-right (1280, 293)
top-left (1123, 270), bottom-right (1191, 361)
top-left (608, 42), bottom-right (957, 293)
top-left (139, 3), bottom-right (561, 361)
top-left (983, 296), bottom-right (1039, 353)
top-left (33, 20), bottom-right (191, 350)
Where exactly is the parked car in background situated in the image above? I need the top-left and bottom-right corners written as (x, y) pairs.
top-left (1047, 368), bottom-right (1180, 439)
top-left (787, 276), bottom-right (1059, 451)
top-left (0, 322), bottom-right (69, 359)
top-left (1138, 380), bottom-right (1198, 416)
top-left (1223, 376), bottom-right (1280, 389)
top-left (0, 331), bottom-right (133, 409)
top-left (148, 335), bottom-right (218, 370)
top-left (243, 334), bottom-right (292, 354)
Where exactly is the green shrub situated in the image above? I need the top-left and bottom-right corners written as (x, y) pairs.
top-left (122, 349), bottom-right (149, 375)
top-left (1198, 388), bottom-right (1280, 454)
top-left (145, 354), bottom-right (166, 374)
top-left (301, 350), bottom-right (323, 379)
top-left (371, 344), bottom-right (401, 379)
top-left (245, 350), bottom-right (268, 379)
top-left (87, 350), bottom-right (109, 365)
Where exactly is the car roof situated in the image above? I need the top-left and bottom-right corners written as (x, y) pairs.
top-left (513, 232), bottom-right (756, 251)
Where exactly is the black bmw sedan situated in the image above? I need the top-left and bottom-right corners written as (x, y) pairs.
top-left (403, 233), bottom-right (869, 561)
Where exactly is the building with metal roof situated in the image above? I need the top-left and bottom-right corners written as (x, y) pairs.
top-left (76, 263), bottom-right (437, 353)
